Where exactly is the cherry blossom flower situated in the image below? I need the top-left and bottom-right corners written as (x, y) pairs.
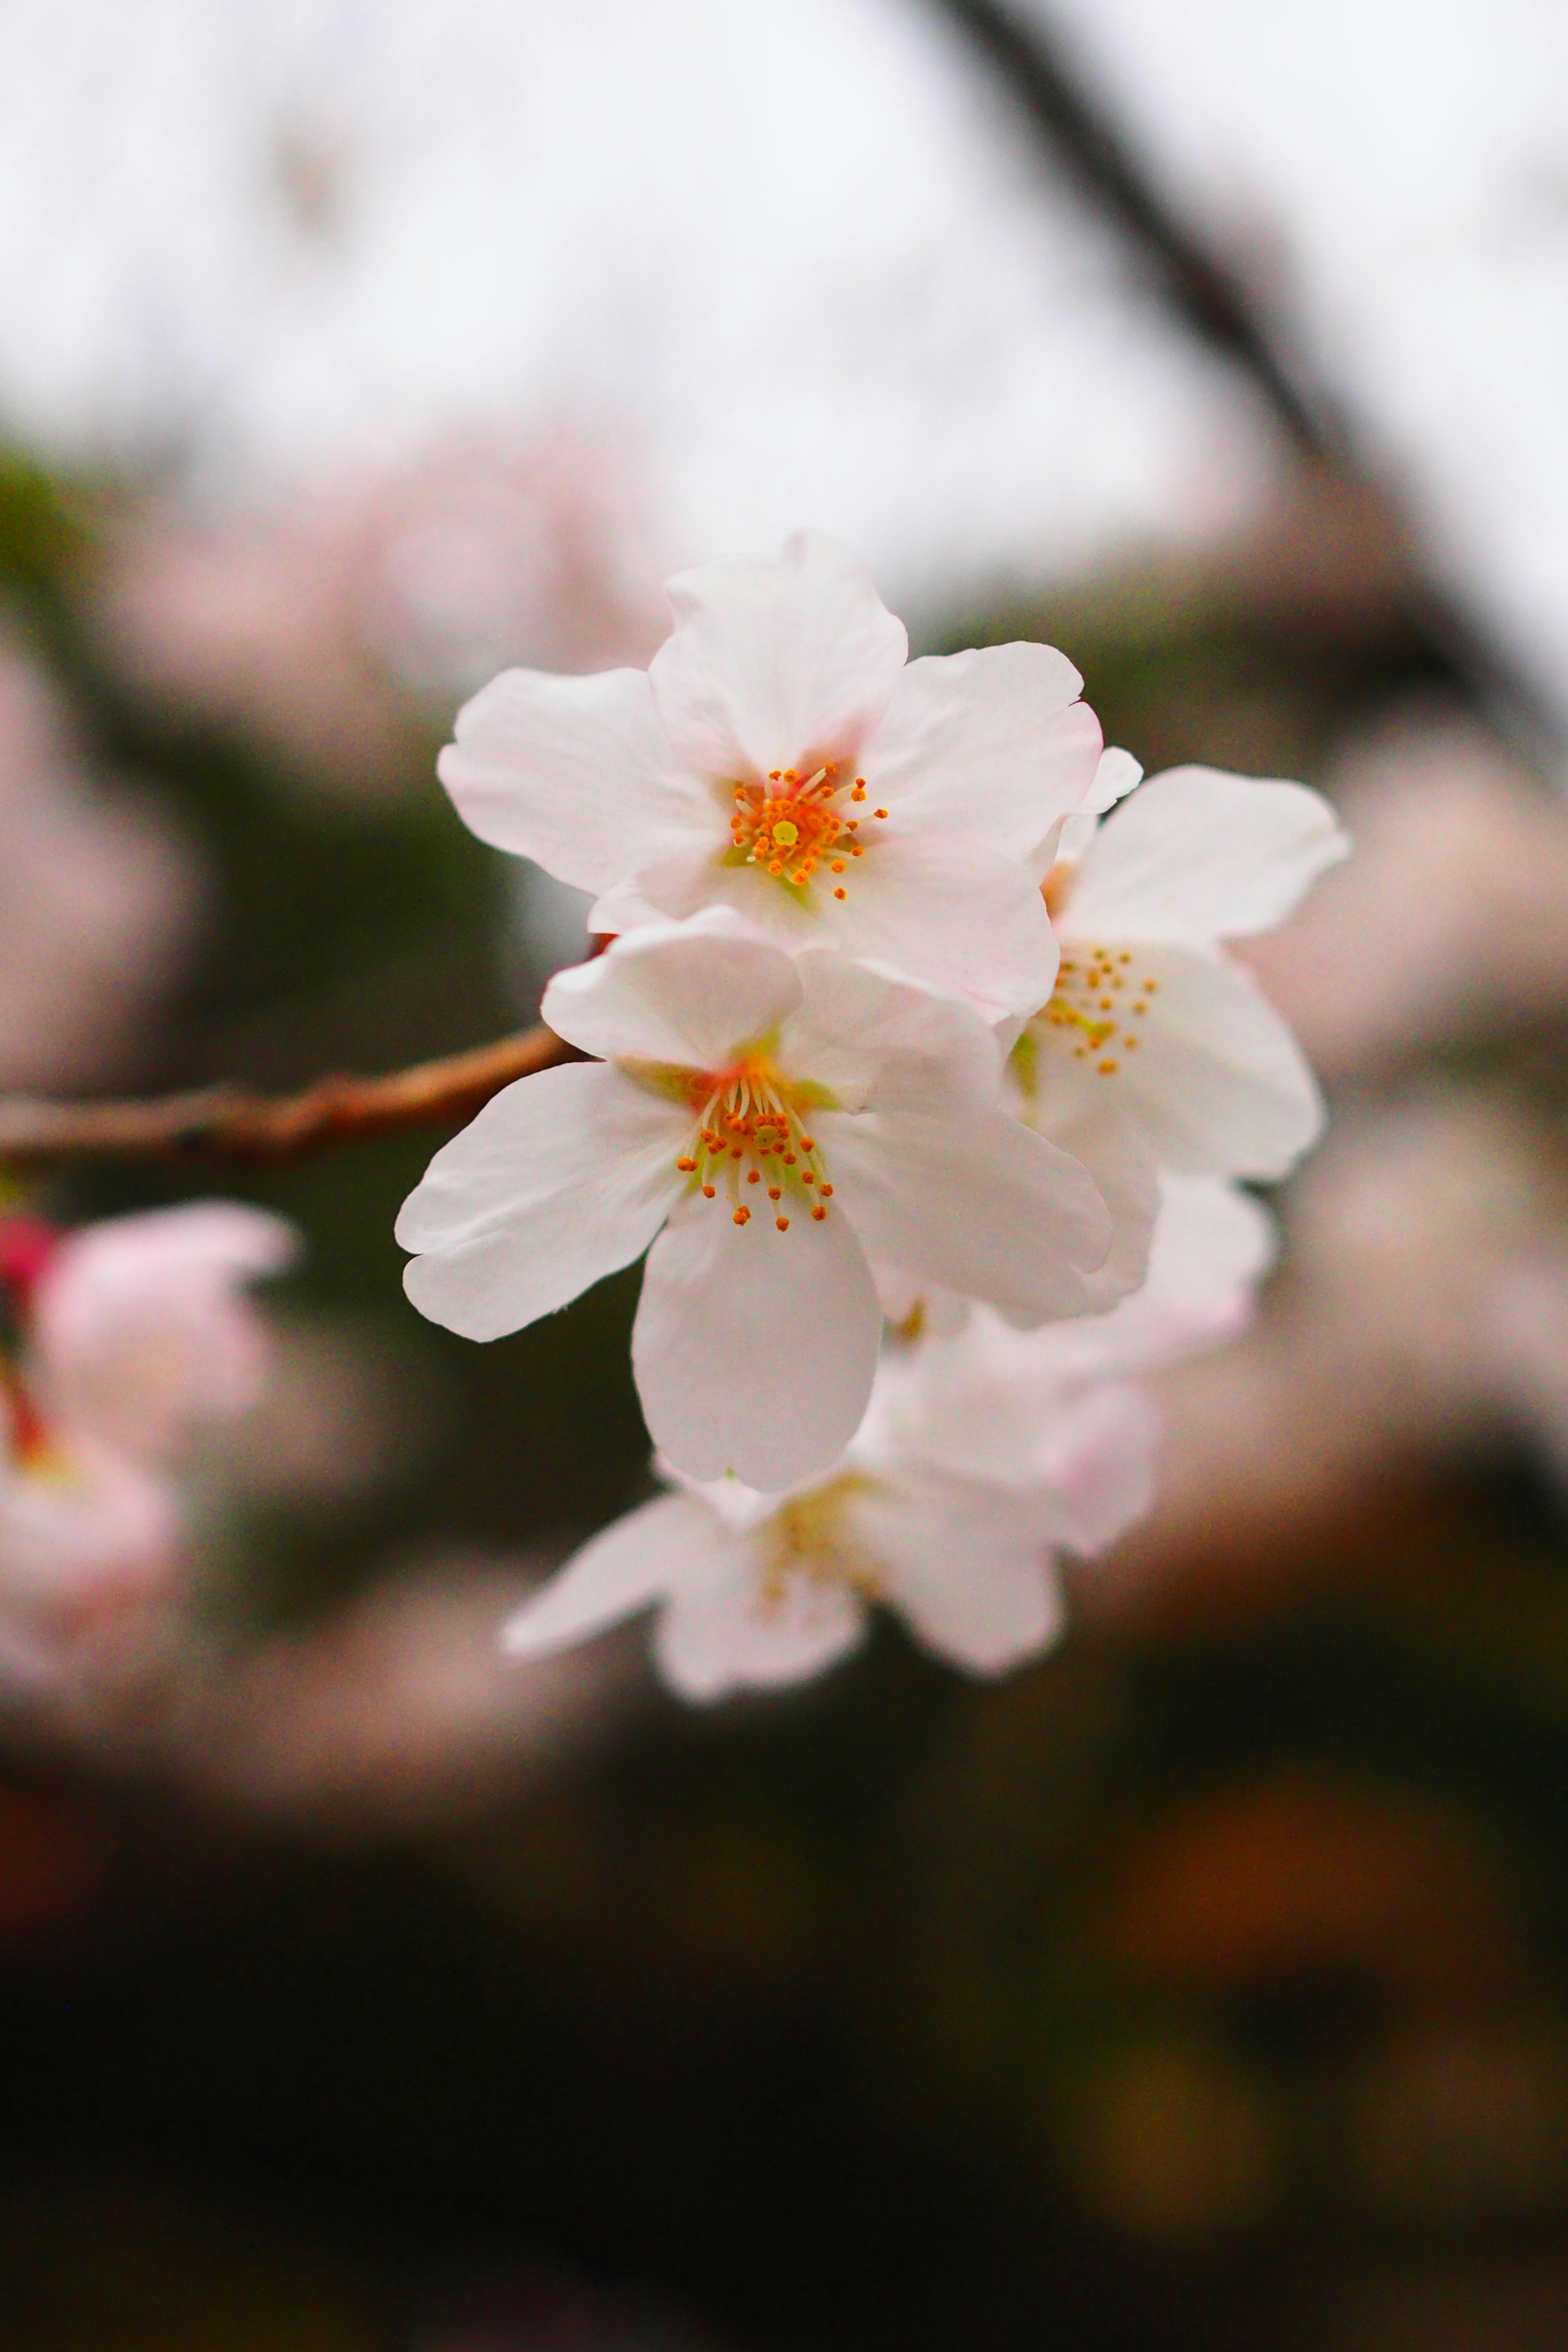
top-left (438, 530), bottom-right (1104, 1020)
top-left (1015, 762), bottom-right (1348, 1178)
top-left (0, 1204), bottom-right (297, 1669)
top-left (396, 910), bottom-right (1113, 1491)
top-left (500, 1341), bottom-right (1157, 1702)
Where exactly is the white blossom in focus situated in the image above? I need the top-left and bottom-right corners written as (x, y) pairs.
top-left (396, 910), bottom-right (1114, 1491)
top-left (0, 1204), bottom-right (298, 1668)
top-left (439, 531), bottom-right (1104, 1020)
top-left (1017, 762), bottom-right (1348, 1178)
top-left (501, 1339), bottom-right (1158, 1702)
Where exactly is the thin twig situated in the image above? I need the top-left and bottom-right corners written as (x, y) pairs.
top-left (0, 1026), bottom-right (574, 1167)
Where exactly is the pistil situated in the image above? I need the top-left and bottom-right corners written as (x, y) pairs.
top-left (673, 1062), bottom-right (835, 1232)
top-left (728, 764), bottom-right (888, 900)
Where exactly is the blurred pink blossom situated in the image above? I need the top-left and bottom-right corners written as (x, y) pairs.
top-left (0, 1203), bottom-right (296, 1676)
top-left (95, 425), bottom-right (666, 800)
top-left (1240, 713), bottom-right (1568, 1077)
top-left (0, 639), bottom-right (199, 1090)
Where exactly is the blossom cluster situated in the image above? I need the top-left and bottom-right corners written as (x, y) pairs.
top-left (0, 1204), bottom-right (295, 1683)
top-left (398, 533), bottom-right (1347, 1699)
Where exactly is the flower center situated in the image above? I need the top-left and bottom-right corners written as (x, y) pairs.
top-left (727, 764), bottom-right (888, 901)
top-left (757, 1475), bottom-right (881, 1610)
top-left (670, 1059), bottom-right (836, 1234)
top-left (1023, 944), bottom-right (1160, 1082)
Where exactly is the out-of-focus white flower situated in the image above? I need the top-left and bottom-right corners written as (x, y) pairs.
top-left (441, 530), bottom-right (1102, 1020)
top-left (1016, 763), bottom-right (1348, 1178)
top-left (0, 1204), bottom-right (298, 1667)
top-left (95, 426), bottom-right (663, 802)
top-left (0, 640), bottom-right (198, 1091)
top-left (501, 1334), bottom-right (1158, 1702)
top-left (397, 909), bottom-right (1112, 1490)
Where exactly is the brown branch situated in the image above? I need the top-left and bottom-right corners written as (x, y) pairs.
top-left (0, 1025), bottom-right (575, 1167)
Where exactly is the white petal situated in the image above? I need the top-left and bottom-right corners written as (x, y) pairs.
top-left (501, 1490), bottom-right (724, 1659)
top-left (781, 950), bottom-right (1001, 1119)
top-left (632, 1190), bottom-right (882, 1488)
top-left (543, 910), bottom-right (802, 1070)
top-left (864, 641), bottom-right (1100, 861)
top-left (820, 1109), bottom-right (1111, 1323)
top-left (437, 667), bottom-right (701, 895)
top-left (1047, 745), bottom-right (1144, 870)
top-left (649, 530), bottom-right (908, 781)
top-left (653, 1552), bottom-right (866, 1701)
top-left (1062, 767), bottom-right (1350, 945)
top-left (1037, 1102), bottom-right (1160, 1316)
top-left (852, 1484), bottom-right (1063, 1674)
top-left (826, 830), bottom-right (1060, 1021)
top-left (1107, 944), bottom-right (1325, 1179)
top-left (981, 1176), bottom-right (1273, 1387)
top-left (398, 1062), bottom-right (682, 1339)
top-left (1021, 1379), bottom-right (1161, 1552)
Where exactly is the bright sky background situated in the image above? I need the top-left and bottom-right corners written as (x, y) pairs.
top-left (1037, 0), bottom-right (1568, 731)
top-left (4, 0), bottom-right (1567, 722)
top-left (0, 0), bottom-right (1276, 619)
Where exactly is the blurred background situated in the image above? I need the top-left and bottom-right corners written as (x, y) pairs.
top-left (5, 1), bottom-right (1568, 2345)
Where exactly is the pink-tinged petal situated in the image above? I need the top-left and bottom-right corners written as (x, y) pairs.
top-left (437, 667), bottom-right (701, 895)
top-left (501, 1490), bottom-right (721, 1660)
top-left (653, 1552), bottom-right (866, 1702)
top-left (398, 1063), bottom-right (683, 1340)
top-left (543, 910), bottom-right (802, 1070)
top-left (0, 1438), bottom-right (181, 1608)
top-left (819, 1109), bottom-right (1111, 1324)
top-left (852, 1485), bottom-right (1063, 1674)
top-left (649, 531), bottom-right (908, 781)
top-left (34, 1204), bottom-right (298, 1462)
top-left (1109, 944), bottom-right (1324, 1179)
top-left (1021, 1379), bottom-right (1161, 1552)
top-left (827, 831), bottom-right (1060, 1021)
top-left (782, 950), bottom-right (1001, 1119)
top-left (1062, 767), bottom-right (1350, 944)
top-left (867, 641), bottom-right (1100, 861)
top-left (632, 1192), bottom-right (882, 1488)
